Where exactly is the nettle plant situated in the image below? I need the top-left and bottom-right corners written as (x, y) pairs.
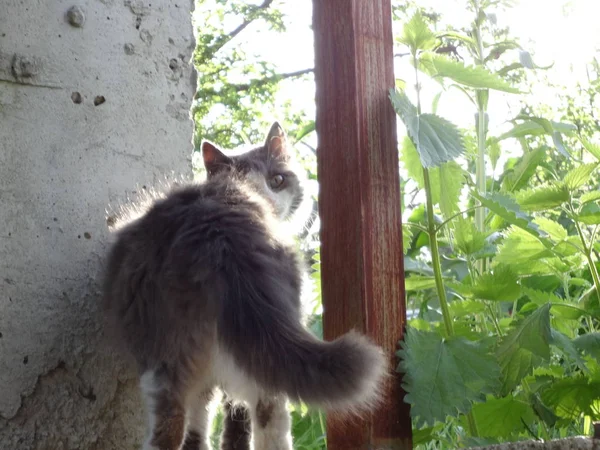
top-left (390, 7), bottom-right (600, 448)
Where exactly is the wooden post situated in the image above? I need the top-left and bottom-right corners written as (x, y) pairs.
top-left (313, 1), bottom-right (412, 449)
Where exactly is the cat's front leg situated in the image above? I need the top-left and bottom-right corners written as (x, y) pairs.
top-left (250, 396), bottom-right (292, 450)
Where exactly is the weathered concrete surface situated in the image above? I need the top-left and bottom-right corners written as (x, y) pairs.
top-left (0, 0), bottom-right (196, 447)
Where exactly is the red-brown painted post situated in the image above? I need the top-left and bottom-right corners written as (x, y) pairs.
top-left (313, 1), bottom-right (412, 449)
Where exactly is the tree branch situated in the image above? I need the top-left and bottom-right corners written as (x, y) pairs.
top-left (232, 68), bottom-right (314, 91)
top-left (211, 0), bottom-right (275, 54)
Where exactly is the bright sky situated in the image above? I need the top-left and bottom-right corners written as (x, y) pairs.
top-left (193, 0), bottom-right (599, 175)
top-left (244, 0), bottom-right (600, 133)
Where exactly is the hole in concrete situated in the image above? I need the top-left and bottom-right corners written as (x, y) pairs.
top-left (169, 58), bottom-right (179, 71)
top-left (124, 43), bottom-right (135, 55)
top-left (77, 235), bottom-right (81, 239)
top-left (93, 95), bottom-right (106, 106)
top-left (0, 332), bottom-right (3, 338)
top-left (106, 216), bottom-right (116, 227)
top-left (71, 91), bottom-right (83, 104)
top-left (135, 16), bottom-right (142, 29)
top-left (23, 355), bottom-right (28, 365)
top-left (84, 232), bottom-right (91, 239)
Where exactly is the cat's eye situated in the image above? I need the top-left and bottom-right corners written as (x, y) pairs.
top-left (269, 174), bottom-right (285, 189)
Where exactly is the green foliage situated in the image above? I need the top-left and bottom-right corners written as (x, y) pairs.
top-left (391, 3), bottom-right (600, 447)
top-left (390, 89), bottom-right (465, 168)
top-left (398, 328), bottom-right (501, 425)
top-left (496, 305), bottom-right (552, 395)
top-left (419, 52), bottom-right (520, 93)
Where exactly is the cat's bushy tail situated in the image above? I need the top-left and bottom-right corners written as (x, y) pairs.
top-left (217, 255), bottom-right (388, 414)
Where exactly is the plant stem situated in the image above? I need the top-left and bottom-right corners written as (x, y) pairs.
top-left (466, 412), bottom-right (480, 438)
top-left (473, 0), bottom-right (488, 276)
top-left (423, 168), bottom-right (454, 336)
top-left (574, 218), bottom-right (600, 304)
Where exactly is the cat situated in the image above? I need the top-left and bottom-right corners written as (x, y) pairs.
top-left (102, 122), bottom-right (387, 450)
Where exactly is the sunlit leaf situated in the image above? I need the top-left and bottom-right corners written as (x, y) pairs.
top-left (402, 224), bottom-right (413, 255)
top-left (494, 120), bottom-right (576, 142)
top-left (580, 191), bottom-right (600, 205)
top-left (502, 148), bottom-right (545, 192)
top-left (496, 304), bottom-right (551, 395)
top-left (390, 89), bottom-right (465, 168)
top-left (405, 275), bottom-right (438, 291)
top-left (471, 191), bottom-right (542, 236)
top-left (541, 376), bottom-right (600, 419)
top-left (515, 185), bottom-right (569, 212)
top-left (580, 139), bottom-right (600, 161)
top-left (453, 216), bottom-right (487, 255)
top-left (439, 162), bottom-right (465, 218)
top-left (577, 202), bottom-right (600, 225)
top-left (533, 217), bottom-right (568, 242)
top-left (471, 265), bottom-right (521, 302)
top-left (448, 299), bottom-right (487, 318)
top-left (398, 13), bottom-right (436, 53)
top-left (496, 227), bottom-right (552, 265)
top-left (398, 328), bottom-right (501, 425)
top-left (564, 163), bottom-right (598, 190)
top-left (419, 53), bottom-right (520, 93)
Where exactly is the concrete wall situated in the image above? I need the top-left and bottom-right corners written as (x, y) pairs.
top-left (0, 0), bottom-right (196, 447)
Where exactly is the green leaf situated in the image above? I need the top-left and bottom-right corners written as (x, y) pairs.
top-left (400, 141), bottom-right (464, 219)
top-left (293, 121), bottom-right (315, 143)
top-left (564, 163), bottom-right (598, 190)
top-left (541, 376), bottom-right (600, 419)
top-left (494, 120), bottom-right (576, 142)
top-left (580, 139), bottom-right (600, 161)
top-left (398, 13), bottom-right (436, 53)
top-left (580, 191), bottom-right (600, 205)
top-left (530, 392), bottom-right (559, 427)
top-left (470, 396), bottom-right (535, 438)
top-left (550, 329), bottom-right (588, 372)
top-left (405, 275), bottom-right (438, 291)
top-left (494, 227), bottom-right (553, 266)
top-left (489, 139), bottom-right (502, 171)
top-left (533, 217), bottom-right (568, 242)
top-left (419, 53), bottom-right (520, 93)
top-left (390, 89), bottom-right (465, 168)
top-left (453, 216), bottom-right (487, 255)
top-left (496, 304), bottom-right (552, 395)
top-left (502, 148), bottom-right (545, 192)
top-left (515, 185), bottom-right (569, 211)
top-left (471, 265), bottom-right (521, 302)
top-left (402, 224), bottom-right (413, 255)
top-left (577, 202), bottom-right (600, 225)
top-left (471, 191), bottom-right (543, 237)
top-left (412, 426), bottom-right (436, 447)
top-left (439, 162), bottom-right (464, 218)
top-left (448, 299), bottom-right (486, 318)
top-left (574, 333), bottom-right (600, 362)
top-left (398, 328), bottom-right (501, 425)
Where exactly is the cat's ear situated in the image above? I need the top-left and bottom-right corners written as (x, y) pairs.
top-left (202, 141), bottom-right (232, 174)
top-left (265, 121), bottom-right (289, 159)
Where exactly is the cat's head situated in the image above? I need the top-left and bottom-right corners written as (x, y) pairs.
top-left (201, 122), bottom-right (305, 221)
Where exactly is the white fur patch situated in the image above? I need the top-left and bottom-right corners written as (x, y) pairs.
top-left (251, 398), bottom-right (292, 450)
top-left (140, 370), bottom-right (161, 450)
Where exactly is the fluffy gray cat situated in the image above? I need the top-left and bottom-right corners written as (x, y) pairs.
top-left (102, 122), bottom-right (387, 450)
